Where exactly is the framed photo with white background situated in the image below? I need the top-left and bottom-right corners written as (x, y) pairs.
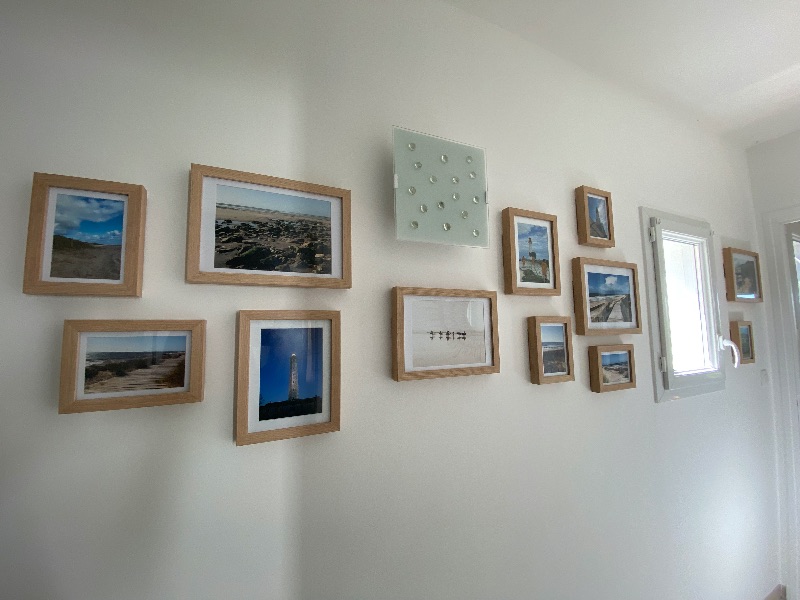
top-left (527, 316), bottom-right (574, 384)
top-left (572, 257), bottom-right (642, 335)
top-left (501, 207), bottom-right (560, 295)
top-left (575, 185), bottom-right (614, 248)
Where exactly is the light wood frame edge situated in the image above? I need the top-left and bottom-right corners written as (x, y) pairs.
top-left (527, 316), bottom-right (575, 384)
top-left (588, 344), bottom-right (636, 393)
top-left (23, 172), bottom-right (146, 297)
top-left (572, 257), bottom-right (642, 335)
top-left (186, 164), bottom-right (352, 289)
top-left (575, 185), bottom-right (615, 248)
top-left (235, 310), bottom-right (341, 445)
top-left (730, 320), bottom-right (755, 364)
top-left (501, 207), bottom-right (561, 296)
top-left (392, 286), bottom-right (500, 381)
top-left (722, 247), bottom-right (763, 303)
top-left (59, 319), bottom-right (206, 413)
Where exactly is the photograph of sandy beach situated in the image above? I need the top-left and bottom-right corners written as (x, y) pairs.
top-left (214, 183), bottom-right (332, 275)
top-left (601, 351), bottom-right (630, 384)
top-left (540, 323), bottom-right (568, 376)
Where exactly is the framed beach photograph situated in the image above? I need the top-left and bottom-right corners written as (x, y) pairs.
top-left (235, 310), bottom-right (341, 445)
top-left (501, 207), bottom-right (560, 295)
top-left (527, 316), bottom-right (574, 384)
top-left (722, 247), bottom-right (763, 302)
top-left (575, 185), bottom-right (614, 248)
top-left (59, 320), bottom-right (205, 413)
top-left (730, 320), bottom-right (755, 364)
top-left (23, 172), bottom-right (146, 296)
top-left (572, 257), bottom-right (641, 335)
top-left (392, 287), bottom-right (500, 381)
top-left (588, 344), bottom-right (636, 393)
top-left (186, 164), bottom-right (352, 288)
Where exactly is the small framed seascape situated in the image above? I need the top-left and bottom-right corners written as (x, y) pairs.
top-left (588, 344), bottom-right (636, 393)
top-left (575, 185), bottom-right (614, 248)
top-left (186, 164), bottom-right (352, 288)
top-left (59, 320), bottom-right (206, 413)
top-left (235, 310), bottom-right (341, 445)
top-left (527, 316), bottom-right (574, 384)
top-left (392, 287), bottom-right (500, 381)
top-left (501, 207), bottom-right (560, 295)
top-left (722, 247), bottom-right (763, 302)
top-left (730, 320), bottom-right (755, 364)
top-left (23, 173), bottom-right (146, 296)
top-left (572, 257), bottom-right (642, 335)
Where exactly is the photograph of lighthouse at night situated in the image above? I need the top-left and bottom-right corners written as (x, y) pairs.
top-left (258, 326), bottom-right (324, 421)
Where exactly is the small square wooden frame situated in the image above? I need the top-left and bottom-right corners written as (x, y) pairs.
top-left (730, 320), bottom-right (755, 364)
top-left (23, 172), bottom-right (146, 296)
top-left (527, 316), bottom-right (575, 384)
top-left (572, 257), bottom-right (642, 335)
top-left (235, 310), bottom-right (341, 445)
top-left (186, 164), bottom-right (352, 288)
top-left (575, 185), bottom-right (615, 248)
top-left (588, 344), bottom-right (636, 393)
top-left (392, 287), bottom-right (500, 381)
top-left (59, 319), bottom-right (206, 413)
top-left (501, 207), bottom-right (561, 295)
top-left (722, 247), bottom-right (763, 303)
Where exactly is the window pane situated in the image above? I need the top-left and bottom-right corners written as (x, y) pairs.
top-left (663, 233), bottom-right (713, 374)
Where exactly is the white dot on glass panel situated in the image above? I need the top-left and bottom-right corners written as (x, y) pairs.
top-left (443, 223), bottom-right (451, 231)
top-left (408, 143), bottom-right (416, 151)
top-left (472, 229), bottom-right (479, 237)
top-left (437, 201), bottom-right (445, 209)
top-left (472, 196), bottom-right (480, 204)
top-left (452, 193), bottom-right (460, 200)
top-left (466, 156), bottom-right (473, 164)
top-left (441, 154), bottom-right (448, 163)
top-left (468, 171), bottom-right (476, 179)
top-left (410, 221), bottom-right (419, 229)
top-left (420, 204), bottom-right (428, 213)
top-left (408, 187), bottom-right (416, 195)
top-left (429, 175), bottom-right (437, 184)
top-left (452, 176), bottom-right (459, 184)
top-left (413, 162), bottom-right (422, 169)
top-left (461, 211), bottom-right (468, 219)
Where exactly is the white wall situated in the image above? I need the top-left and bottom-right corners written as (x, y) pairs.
top-left (0, 1), bottom-right (779, 598)
top-left (748, 131), bottom-right (800, 214)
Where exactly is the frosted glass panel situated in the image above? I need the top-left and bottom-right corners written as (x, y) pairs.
top-left (393, 127), bottom-right (488, 247)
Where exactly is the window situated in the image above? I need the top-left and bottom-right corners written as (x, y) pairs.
top-left (640, 208), bottom-right (730, 401)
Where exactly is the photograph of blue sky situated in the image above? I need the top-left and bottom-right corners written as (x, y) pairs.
top-left (601, 351), bottom-right (629, 367)
top-left (540, 323), bottom-right (565, 344)
top-left (259, 327), bottom-right (323, 404)
top-left (587, 272), bottom-right (630, 296)
top-left (515, 221), bottom-right (549, 260)
top-left (54, 194), bottom-right (125, 246)
top-left (85, 334), bottom-right (187, 354)
top-left (217, 184), bottom-right (331, 219)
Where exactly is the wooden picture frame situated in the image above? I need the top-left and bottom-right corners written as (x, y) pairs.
top-left (501, 207), bottom-right (560, 295)
top-left (235, 310), bottom-right (341, 445)
top-left (575, 185), bottom-right (614, 248)
top-left (722, 247), bottom-right (763, 302)
top-left (59, 320), bottom-right (205, 413)
top-left (23, 172), bottom-right (146, 296)
top-left (392, 287), bottom-right (500, 381)
top-left (588, 344), bottom-right (636, 392)
top-left (572, 257), bottom-right (642, 335)
top-left (186, 164), bottom-right (351, 288)
top-left (730, 320), bottom-right (755, 364)
top-left (527, 316), bottom-right (574, 384)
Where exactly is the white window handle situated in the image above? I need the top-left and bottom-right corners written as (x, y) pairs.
top-left (718, 336), bottom-right (741, 368)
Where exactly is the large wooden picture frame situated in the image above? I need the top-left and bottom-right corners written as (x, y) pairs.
top-left (235, 310), bottom-right (341, 445)
top-left (575, 185), bottom-right (614, 248)
top-left (527, 316), bottom-right (574, 384)
top-left (572, 257), bottom-right (642, 335)
top-left (501, 207), bottom-right (560, 295)
top-left (392, 287), bottom-right (500, 381)
top-left (730, 320), bottom-right (755, 364)
top-left (59, 320), bottom-right (205, 413)
top-left (23, 172), bottom-right (146, 296)
top-left (588, 344), bottom-right (636, 393)
top-left (722, 247), bottom-right (763, 302)
top-left (187, 164), bottom-right (352, 288)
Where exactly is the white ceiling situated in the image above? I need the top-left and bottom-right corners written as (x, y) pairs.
top-left (445, 0), bottom-right (800, 147)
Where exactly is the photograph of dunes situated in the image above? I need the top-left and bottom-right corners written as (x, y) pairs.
top-left (49, 193), bottom-right (125, 280)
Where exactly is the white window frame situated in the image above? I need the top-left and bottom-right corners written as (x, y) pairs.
top-left (639, 207), bottom-right (731, 402)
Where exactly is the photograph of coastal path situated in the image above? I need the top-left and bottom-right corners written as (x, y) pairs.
top-left (410, 298), bottom-right (488, 369)
top-left (214, 183), bottom-right (332, 275)
top-left (48, 192), bottom-right (125, 280)
top-left (587, 193), bottom-right (610, 240)
top-left (540, 323), bottom-right (568, 376)
top-left (258, 327), bottom-right (324, 421)
top-left (515, 218), bottom-right (552, 286)
top-left (601, 351), bottom-right (631, 384)
top-left (82, 333), bottom-right (188, 397)
top-left (587, 271), bottom-right (634, 325)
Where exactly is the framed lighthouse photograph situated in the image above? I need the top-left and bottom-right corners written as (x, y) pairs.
top-left (235, 310), bottom-right (341, 445)
top-left (575, 185), bottom-right (615, 248)
top-left (501, 207), bottom-right (560, 295)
